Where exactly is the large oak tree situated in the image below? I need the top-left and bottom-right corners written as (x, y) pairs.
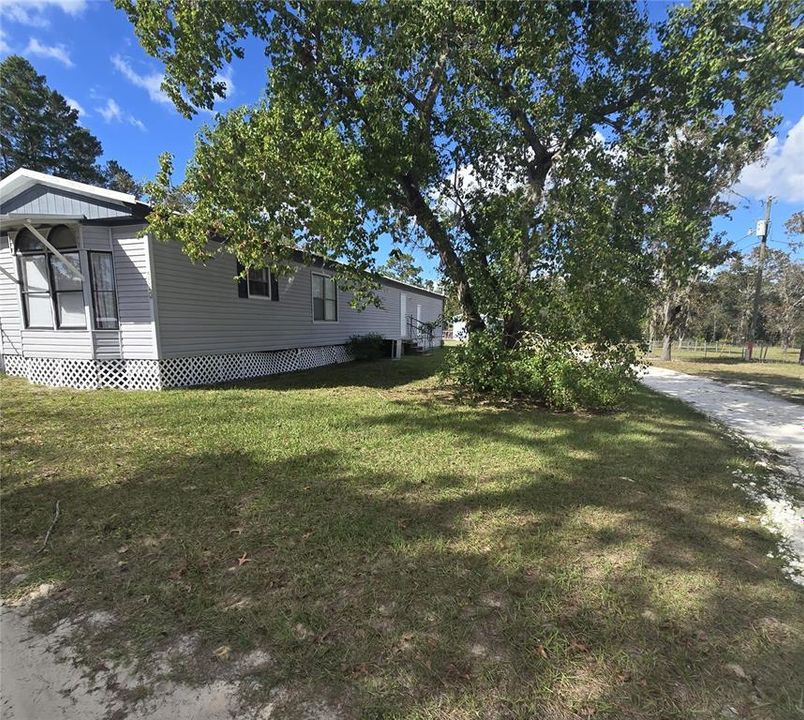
top-left (120, 0), bottom-right (802, 349)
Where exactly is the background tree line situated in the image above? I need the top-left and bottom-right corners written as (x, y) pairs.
top-left (0, 55), bottom-right (140, 195)
top-left (669, 235), bottom-right (804, 353)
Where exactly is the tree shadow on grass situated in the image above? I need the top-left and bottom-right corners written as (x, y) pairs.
top-left (216, 351), bottom-right (447, 392)
top-left (2, 385), bottom-right (803, 718)
top-left (656, 358), bottom-right (804, 405)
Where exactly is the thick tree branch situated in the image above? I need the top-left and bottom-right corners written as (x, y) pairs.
top-left (553, 82), bottom-right (653, 158)
top-left (398, 172), bottom-right (484, 330)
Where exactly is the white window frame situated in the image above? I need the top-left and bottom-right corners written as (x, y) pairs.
top-left (18, 253), bottom-right (54, 329)
top-left (16, 238), bottom-right (87, 331)
top-left (247, 267), bottom-right (273, 300)
top-left (311, 272), bottom-right (338, 323)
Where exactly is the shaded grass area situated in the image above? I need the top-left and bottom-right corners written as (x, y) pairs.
top-left (2, 351), bottom-right (802, 719)
top-left (651, 356), bottom-right (803, 404)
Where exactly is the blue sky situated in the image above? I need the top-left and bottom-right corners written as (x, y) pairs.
top-left (1, 0), bottom-right (801, 279)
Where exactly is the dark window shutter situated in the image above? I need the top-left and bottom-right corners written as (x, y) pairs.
top-left (236, 260), bottom-right (248, 298)
top-left (270, 272), bottom-right (279, 301)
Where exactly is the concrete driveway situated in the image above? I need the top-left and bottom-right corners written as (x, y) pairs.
top-left (641, 366), bottom-right (804, 474)
top-left (641, 366), bottom-right (803, 585)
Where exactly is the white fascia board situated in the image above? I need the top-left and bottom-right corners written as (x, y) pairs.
top-left (0, 168), bottom-right (137, 207)
top-left (0, 213), bottom-right (85, 231)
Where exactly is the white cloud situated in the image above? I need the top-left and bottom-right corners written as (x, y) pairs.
top-left (732, 116), bottom-right (804, 204)
top-left (214, 65), bottom-right (235, 98)
top-left (97, 98), bottom-right (122, 122)
top-left (24, 37), bottom-right (73, 67)
top-left (113, 52), bottom-right (235, 112)
top-left (111, 54), bottom-right (170, 105)
top-left (65, 96), bottom-right (85, 117)
top-left (0, 0), bottom-right (87, 27)
top-left (96, 97), bottom-right (145, 131)
top-left (0, 27), bottom-right (12, 53)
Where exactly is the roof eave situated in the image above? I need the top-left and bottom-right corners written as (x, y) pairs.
top-left (0, 213), bottom-right (86, 231)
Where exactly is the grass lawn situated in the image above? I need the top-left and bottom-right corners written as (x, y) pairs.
top-left (2, 350), bottom-right (802, 718)
top-left (650, 356), bottom-right (803, 405)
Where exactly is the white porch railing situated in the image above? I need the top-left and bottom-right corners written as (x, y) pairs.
top-left (404, 315), bottom-right (436, 350)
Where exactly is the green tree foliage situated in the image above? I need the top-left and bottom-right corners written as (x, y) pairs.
top-left (684, 254), bottom-right (757, 343)
top-left (649, 231), bottom-right (736, 360)
top-left (784, 211), bottom-right (804, 237)
top-left (119, 0), bottom-right (802, 403)
top-left (0, 55), bottom-right (102, 182)
top-left (99, 159), bottom-right (142, 197)
top-left (0, 55), bottom-right (137, 192)
top-left (378, 249), bottom-right (425, 286)
top-left (684, 243), bottom-right (804, 351)
top-left (764, 249), bottom-right (804, 349)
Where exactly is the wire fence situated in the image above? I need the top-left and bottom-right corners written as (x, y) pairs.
top-left (645, 340), bottom-right (801, 364)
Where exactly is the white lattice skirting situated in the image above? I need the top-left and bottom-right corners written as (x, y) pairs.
top-left (1, 345), bottom-right (353, 390)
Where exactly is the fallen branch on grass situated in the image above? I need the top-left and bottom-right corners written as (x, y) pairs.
top-left (35, 500), bottom-right (61, 555)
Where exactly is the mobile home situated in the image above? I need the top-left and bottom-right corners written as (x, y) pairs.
top-left (0, 169), bottom-right (443, 390)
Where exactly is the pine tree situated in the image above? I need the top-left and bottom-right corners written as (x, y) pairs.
top-left (99, 159), bottom-right (141, 196)
top-left (1, 55), bottom-right (107, 185)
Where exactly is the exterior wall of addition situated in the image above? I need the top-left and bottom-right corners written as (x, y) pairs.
top-left (149, 240), bottom-right (442, 358)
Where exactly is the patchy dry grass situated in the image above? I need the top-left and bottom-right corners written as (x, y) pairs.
top-left (650, 356), bottom-right (803, 404)
top-left (2, 350), bottom-right (802, 718)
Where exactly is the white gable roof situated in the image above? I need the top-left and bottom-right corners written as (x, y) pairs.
top-left (0, 168), bottom-right (137, 207)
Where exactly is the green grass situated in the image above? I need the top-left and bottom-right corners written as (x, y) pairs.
top-left (649, 344), bottom-right (799, 364)
top-left (650, 354), bottom-right (803, 404)
top-left (2, 351), bottom-right (802, 718)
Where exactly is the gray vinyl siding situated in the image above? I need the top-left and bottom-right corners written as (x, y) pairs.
top-left (94, 332), bottom-right (122, 359)
top-left (111, 226), bottom-right (158, 359)
top-left (2, 222), bottom-right (443, 366)
top-left (0, 225), bottom-right (151, 361)
top-left (151, 240), bottom-right (443, 358)
top-left (402, 292), bottom-right (445, 341)
top-left (21, 329), bottom-right (95, 358)
top-left (0, 244), bottom-right (23, 356)
top-left (0, 186), bottom-right (131, 219)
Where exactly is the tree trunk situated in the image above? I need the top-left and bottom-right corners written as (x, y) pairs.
top-left (659, 297), bottom-right (679, 361)
top-left (661, 334), bottom-right (672, 361)
top-left (398, 173), bottom-right (485, 332)
top-left (502, 310), bottom-right (525, 349)
top-left (798, 344), bottom-right (804, 365)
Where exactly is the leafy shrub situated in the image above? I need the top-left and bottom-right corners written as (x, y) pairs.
top-left (443, 331), bottom-right (640, 411)
top-left (347, 333), bottom-right (387, 361)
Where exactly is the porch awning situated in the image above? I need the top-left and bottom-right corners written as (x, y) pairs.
top-left (0, 214), bottom-right (86, 232)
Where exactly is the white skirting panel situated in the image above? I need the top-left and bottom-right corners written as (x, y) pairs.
top-left (1, 345), bottom-right (353, 390)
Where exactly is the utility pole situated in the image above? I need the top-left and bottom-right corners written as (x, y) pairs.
top-left (747, 195), bottom-right (772, 361)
